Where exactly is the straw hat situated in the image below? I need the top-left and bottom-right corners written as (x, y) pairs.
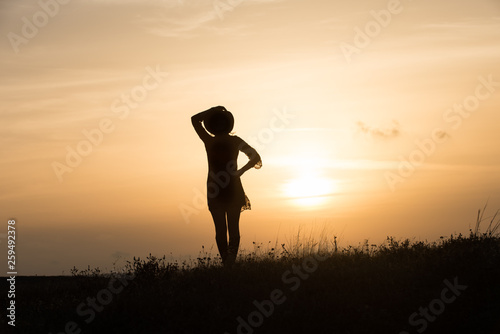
top-left (205, 109), bottom-right (234, 135)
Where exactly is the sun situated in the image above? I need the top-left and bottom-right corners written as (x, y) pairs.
top-left (283, 173), bottom-right (338, 207)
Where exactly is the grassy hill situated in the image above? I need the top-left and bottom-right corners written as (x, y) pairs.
top-left (3, 218), bottom-right (500, 334)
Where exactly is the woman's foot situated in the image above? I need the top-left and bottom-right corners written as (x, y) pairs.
top-left (224, 249), bottom-right (237, 268)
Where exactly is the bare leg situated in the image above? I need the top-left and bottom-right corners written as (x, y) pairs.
top-left (210, 208), bottom-right (228, 264)
top-left (226, 207), bottom-right (241, 266)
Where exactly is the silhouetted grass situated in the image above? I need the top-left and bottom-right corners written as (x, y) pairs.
top-left (4, 209), bottom-right (500, 334)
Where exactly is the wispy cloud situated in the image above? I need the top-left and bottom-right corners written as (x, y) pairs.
top-left (132, 0), bottom-right (286, 38)
top-left (135, 10), bottom-right (216, 38)
top-left (356, 120), bottom-right (401, 140)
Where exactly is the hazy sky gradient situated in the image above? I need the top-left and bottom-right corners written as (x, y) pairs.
top-left (1, 0), bottom-right (500, 275)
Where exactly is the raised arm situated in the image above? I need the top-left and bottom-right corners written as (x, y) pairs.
top-left (191, 106), bottom-right (227, 142)
top-left (236, 139), bottom-right (262, 177)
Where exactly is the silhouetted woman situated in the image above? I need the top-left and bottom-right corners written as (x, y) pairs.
top-left (191, 106), bottom-right (262, 267)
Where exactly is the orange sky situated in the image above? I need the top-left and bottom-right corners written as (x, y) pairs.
top-left (1, 0), bottom-right (500, 275)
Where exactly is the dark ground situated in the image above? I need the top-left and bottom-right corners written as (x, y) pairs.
top-left (2, 233), bottom-right (500, 334)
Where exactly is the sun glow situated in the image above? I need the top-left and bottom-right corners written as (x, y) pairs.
top-left (283, 174), bottom-right (339, 207)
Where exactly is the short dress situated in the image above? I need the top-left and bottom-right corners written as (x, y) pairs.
top-left (204, 135), bottom-right (261, 212)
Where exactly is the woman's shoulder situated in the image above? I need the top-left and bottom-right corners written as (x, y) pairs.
top-left (229, 134), bottom-right (244, 143)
